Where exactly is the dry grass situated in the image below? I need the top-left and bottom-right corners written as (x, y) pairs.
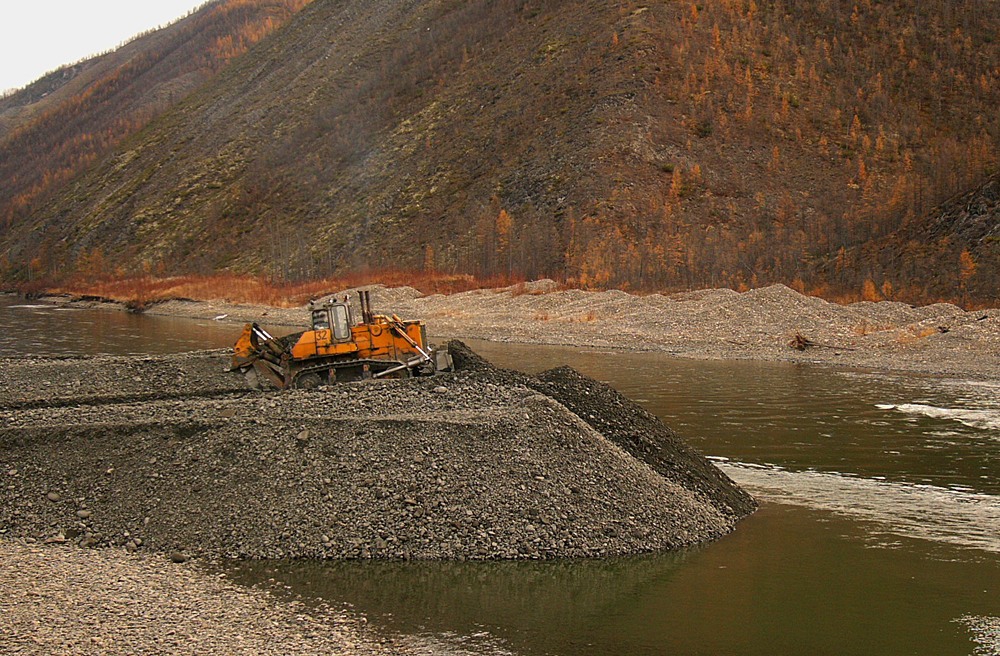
top-left (896, 326), bottom-right (942, 345)
top-left (852, 321), bottom-right (895, 337)
top-left (45, 271), bottom-right (528, 309)
top-left (509, 281), bottom-right (567, 297)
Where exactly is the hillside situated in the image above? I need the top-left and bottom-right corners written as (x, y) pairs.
top-left (0, 0), bottom-right (311, 238)
top-left (1, 0), bottom-right (998, 304)
top-left (865, 172), bottom-right (1000, 303)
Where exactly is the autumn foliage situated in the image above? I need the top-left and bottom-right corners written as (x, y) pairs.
top-left (1, 0), bottom-right (998, 306)
top-left (544, 0), bottom-right (1000, 303)
top-left (44, 271), bottom-right (525, 309)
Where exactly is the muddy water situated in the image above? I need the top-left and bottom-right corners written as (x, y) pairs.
top-left (0, 296), bottom-right (237, 355)
top-left (3, 297), bottom-right (999, 655)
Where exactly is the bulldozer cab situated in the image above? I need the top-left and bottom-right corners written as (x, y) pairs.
top-left (310, 301), bottom-right (352, 341)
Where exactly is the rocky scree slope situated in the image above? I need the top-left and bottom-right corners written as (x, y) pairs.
top-left (0, 342), bottom-right (753, 560)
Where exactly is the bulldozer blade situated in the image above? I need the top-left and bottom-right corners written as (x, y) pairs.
top-left (242, 366), bottom-right (262, 390)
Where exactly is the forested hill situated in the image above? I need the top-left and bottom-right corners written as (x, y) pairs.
top-left (0, 0), bottom-right (311, 243)
top-left (1, 0), bottom-right (998, 304)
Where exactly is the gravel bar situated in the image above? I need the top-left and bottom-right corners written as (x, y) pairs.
top-left (0, 540), bottom-right (467, 655)
top-left (92, 281), bottom-right (996, 381)
top-left (0, 342), bottom-right (752, 561)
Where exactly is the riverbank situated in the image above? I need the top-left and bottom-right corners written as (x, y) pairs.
top-left (0, 539), bottom-right (470, 655)
top-left (1, 341), bottom-right (756, 655)
top-left (0, 345), bottom-right (752, 560)
top-left (38, 280), bottom-right (1000, 380)
top-left (3, 284), bottom-right (995, 653)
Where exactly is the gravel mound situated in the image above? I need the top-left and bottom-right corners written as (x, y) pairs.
top-left (54, 281), bottom-right (998, 378)
top-left (447, 341), bottom-right (755, 518)
top-left (0, 344), bottom-right (753, 561)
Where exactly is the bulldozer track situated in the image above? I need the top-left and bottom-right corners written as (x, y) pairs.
top-left (294, 357), bottom-right (410, 380)
top-left (0, 388), bottom-right (251, 412)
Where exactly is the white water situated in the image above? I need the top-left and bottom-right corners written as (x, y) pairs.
top-left (718, 461), bottom-right (1000, 553)
top-left (876, 403), bottom-right (1000, 432)
top-left (959, 615), bottom-right (1000, 656)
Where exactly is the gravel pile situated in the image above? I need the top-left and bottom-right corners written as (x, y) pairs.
top-left (0, 343), bottom-right (752, 561)
top-left (447, 341), bottom-right (755, 518)
top-left (62, 280), bottom-right (995, 379)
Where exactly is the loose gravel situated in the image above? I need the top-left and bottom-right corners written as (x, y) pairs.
top-left (1, 340), bottom-right (755, 654)
top-left (0, 342), bottom-right (752, 562)
top-left (0, 540), bottom-right (464, 656)
top-left (104, 281), bottom-right (998, 381)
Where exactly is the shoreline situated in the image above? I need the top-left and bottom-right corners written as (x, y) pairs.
top-left (0, 538), bottom-right (462, 656)
top-left (27, 280), bottom-right (1000, 382)
top-left (3, 284), bottom-right (998, 655)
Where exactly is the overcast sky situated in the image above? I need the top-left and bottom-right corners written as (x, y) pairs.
top-left (1, 1), bottom-right (208, 93)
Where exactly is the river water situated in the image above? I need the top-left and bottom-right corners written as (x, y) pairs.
top-left (2, 297), bottom-right (998, 655)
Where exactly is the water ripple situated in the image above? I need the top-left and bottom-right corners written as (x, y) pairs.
top-left (877, 403), bottom-right (1000, 432)
top-left (719, 462), bottom-right (1000, 553)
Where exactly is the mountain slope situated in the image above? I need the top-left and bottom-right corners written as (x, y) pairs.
top-left (0, 0), bottom-right (311, 235)
top-left (2, 0), bottom-right (998, 304)
top-left (867, 173), bottom-right (1000, 303)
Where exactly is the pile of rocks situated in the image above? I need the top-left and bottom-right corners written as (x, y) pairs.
top-left (0, 342), bottom-right (754, 560)
top-left (125, 281), bottom-right (1000, 378)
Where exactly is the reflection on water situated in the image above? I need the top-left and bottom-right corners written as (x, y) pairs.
top-left (230, 552), bottom-right (689, 656)
top-left (229, 504), bottom-right (1000, 656)
top-left (0, 296), bottom-right (237, 356)
top-left (4, 296), bottom-right (1000, 654)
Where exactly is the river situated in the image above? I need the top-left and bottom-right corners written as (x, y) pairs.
top-left (2, 296), bottom-right (998, 655)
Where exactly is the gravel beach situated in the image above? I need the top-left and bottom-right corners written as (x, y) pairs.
top-left (0, 540), bottom-right (474, 656)
top-left (0, 336), bottom-right (754, 654)
top-left (112, 281), bottom-right (1000, 381)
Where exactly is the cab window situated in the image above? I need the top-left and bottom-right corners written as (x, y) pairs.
top-left (311, 309), bottom-right (330, 330)
top-left (332, 304), bottom-right (351, 340)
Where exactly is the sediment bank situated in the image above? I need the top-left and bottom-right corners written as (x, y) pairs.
top-left (0, 342), bottom-right (753, 561)
top-left (0, 540), bottom-right (439, 656)
top-left (40, 280), bottom-right (1000, 380)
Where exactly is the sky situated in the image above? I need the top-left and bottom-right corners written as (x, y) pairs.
top-left (1, 1), bottom-right (209, 93)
